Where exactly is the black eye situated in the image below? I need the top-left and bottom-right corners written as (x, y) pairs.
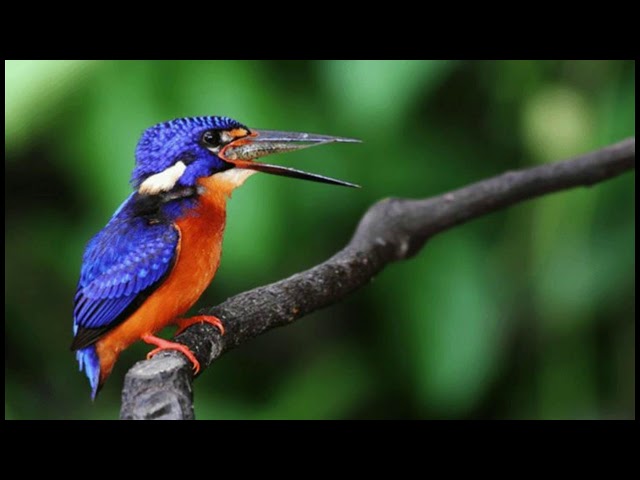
top-left (202, 130), bottom-right (221, 147)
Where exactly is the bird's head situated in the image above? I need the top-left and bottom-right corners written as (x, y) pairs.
top-left (132, 116), bottom-right (359, 195)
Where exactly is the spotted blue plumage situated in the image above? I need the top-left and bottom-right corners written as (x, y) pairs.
top-left (71, 195), bottom-right (179, 350)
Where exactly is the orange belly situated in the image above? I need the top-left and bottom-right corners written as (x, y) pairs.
top-left (95, 176), bottom-right (237, 380)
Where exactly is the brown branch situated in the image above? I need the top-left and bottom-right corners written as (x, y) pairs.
top-left (120, 138), bottom-right (635, 420)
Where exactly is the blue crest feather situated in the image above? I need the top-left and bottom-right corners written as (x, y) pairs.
top-left (131, 116), bottom-right (246, 188)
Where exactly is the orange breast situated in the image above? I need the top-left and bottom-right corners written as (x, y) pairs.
top-left (96, 176), bottom-right (238, 378)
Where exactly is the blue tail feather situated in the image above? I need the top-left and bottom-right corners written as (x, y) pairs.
top-left (76, 345), bottom-right (101, 400)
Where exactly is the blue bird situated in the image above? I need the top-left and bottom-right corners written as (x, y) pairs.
top-left (71, 116), bottom-right (360, 398)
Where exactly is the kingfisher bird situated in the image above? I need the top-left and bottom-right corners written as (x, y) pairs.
top-left (71, 116), bottom-right (359, 399)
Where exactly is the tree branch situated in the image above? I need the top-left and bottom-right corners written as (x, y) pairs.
top-left (120, 138), bottom-right (635, 420)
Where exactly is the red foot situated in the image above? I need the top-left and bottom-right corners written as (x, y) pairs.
top-left (142, 334), bottom-right (201, 374)
top-left (175, 315), bottom-right (225, 336)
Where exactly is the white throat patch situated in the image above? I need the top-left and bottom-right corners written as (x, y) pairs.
top-left (139, 161), bottom-right (187, 195)
top-left (214, 168), bottom-right (257, 188)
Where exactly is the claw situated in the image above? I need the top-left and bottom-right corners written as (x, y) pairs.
top-left (175, 315), bottom-right (225, 336)
top-left (142, 334), bottom-right (201, 374)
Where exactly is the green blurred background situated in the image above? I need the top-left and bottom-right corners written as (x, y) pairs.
top-left (5, 60), bottom-right (635, 420)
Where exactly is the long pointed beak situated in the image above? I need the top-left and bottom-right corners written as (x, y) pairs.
top-left (219, 129), bottom-right (361, 188)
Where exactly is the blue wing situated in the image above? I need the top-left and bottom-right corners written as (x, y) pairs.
top-left (71, 194), bottom-right (179, 350)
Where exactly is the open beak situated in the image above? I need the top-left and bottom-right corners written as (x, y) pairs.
top-left (219, 129), bottom-right (361, 188)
